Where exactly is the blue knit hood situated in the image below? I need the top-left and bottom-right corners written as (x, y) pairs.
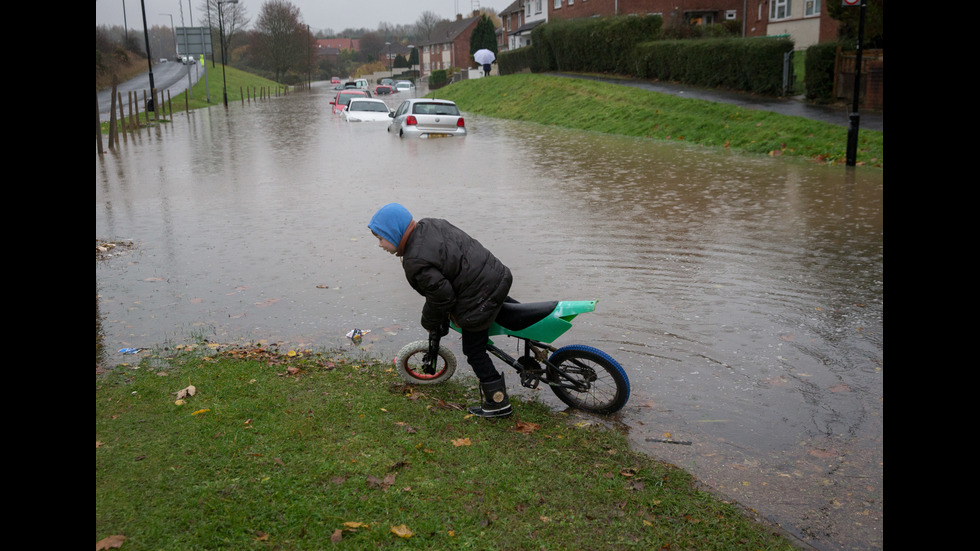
top-left (368, 203), bottom-right (414, 248)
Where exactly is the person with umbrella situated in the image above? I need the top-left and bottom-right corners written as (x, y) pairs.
top-left (474, 49), bottom-right (495, 77)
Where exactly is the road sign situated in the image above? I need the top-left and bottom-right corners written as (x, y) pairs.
top-left (176, 27), bottom-right (213, 57)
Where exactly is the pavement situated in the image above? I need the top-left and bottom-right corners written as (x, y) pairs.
top-left (548, 72), bottom-right (882, 132)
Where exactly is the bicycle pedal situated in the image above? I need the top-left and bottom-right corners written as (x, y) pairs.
top-left (520, 372), bottom-right (540, 389)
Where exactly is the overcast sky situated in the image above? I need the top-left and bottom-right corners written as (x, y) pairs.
top-left (96, 0), bottom-right (505, 35)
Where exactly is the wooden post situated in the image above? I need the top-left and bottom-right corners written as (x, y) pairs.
top-left (107, 77), bottom-right (118, 150)
top-left (96, 90), bottom-right (104, 155)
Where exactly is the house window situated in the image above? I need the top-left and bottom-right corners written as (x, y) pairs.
top-left (770, 0), bottom-right (791, 20)
top-left (805, 0), bottom-right (820, 17)
top-left (554, 0), bottom-right (561, 8)
top-left (535, 0), bottom-right (542, 14)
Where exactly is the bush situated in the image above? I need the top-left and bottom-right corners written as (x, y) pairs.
top-left (428, 69), bottom-right (449, 89)
top-left (804, 42), bottom-right (839, 103)
top-left (531, 15), bottom-right (663, 75)
top-left (636, 36), bottom-right (794, 95)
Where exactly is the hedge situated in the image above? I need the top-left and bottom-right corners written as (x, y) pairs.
top-left (498, 16), bottom-right (797, 97)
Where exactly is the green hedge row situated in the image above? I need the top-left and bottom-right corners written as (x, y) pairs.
top-left (804, 42), bottom-right (838, 103)
top-left (498, 15), bottom-right (796, 97)
top-left (636, 37), bottom-right (794, 95)
top-left (530, 15), bottom-right (665, 75)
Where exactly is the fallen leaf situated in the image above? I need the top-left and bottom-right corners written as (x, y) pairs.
top-left (254, 531), bottom-right (269, 541)
top-left (391, 524), bottom-right (414, 538)
top-left (175, 385), bottom-right (196, 400)
top-left (344, 521), bottom-right (367, 529)
top-left (96, 534), bottom-right (126, 550)
top-left (513, 420), bottom-right (541, 434)
top-left (452, 438), bottom-right (472, 447)
top-left (331, 529), bottom-right (343, 543)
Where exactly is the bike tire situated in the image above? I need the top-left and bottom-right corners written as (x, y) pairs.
top-left (394, 340), bottom-right (457, 384)
top-left (547, 345), bottom-right (630, 414)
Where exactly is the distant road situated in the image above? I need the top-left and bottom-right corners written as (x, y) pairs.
top-left (97, 60), bottom-right (208, 119)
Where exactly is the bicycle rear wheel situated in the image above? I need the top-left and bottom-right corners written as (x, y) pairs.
top-left (547, 345), bottom-right (630, 414)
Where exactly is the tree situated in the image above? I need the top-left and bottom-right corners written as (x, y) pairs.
top-left (469, 14), bottom-right (497, 57)
top-left (357, 31), bottom-right (386, 63)
top-left (253, 0), bottom-right (309, 81)
top-left (200, 0), bottom-right (250, 65)
top-left (829, 0), bottom-right (883, 48)
top-left (414, 11), bottom-right (441, 44)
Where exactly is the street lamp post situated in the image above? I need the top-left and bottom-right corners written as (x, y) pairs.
top-left (385, 42), bottom-right (392, 79)
top-left (218, 0), bottom-right (238, 107)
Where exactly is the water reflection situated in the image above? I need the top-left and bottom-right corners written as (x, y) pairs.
top-left (96, 85), bottom-right (882, 550)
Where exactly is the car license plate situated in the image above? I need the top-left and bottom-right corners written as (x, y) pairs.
top-left (425, 133), bottom-right (451, 139)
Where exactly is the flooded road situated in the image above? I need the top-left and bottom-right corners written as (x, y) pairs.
top-left (97, 82), bottom-right (883, 550)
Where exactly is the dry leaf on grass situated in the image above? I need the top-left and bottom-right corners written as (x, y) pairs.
top-left (391, 524), bottom-right (414, 538)
top-left (96, 535), bottom-right (126, 550)
top-left (175, 385), bottom-right (196, 400)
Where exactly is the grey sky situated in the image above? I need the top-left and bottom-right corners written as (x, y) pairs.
top-left (96, 0), bottom-right (504, 36)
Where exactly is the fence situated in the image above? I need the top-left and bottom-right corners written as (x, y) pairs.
top-left (834, 48), bottom-right (883, 109)
top-left (96, 77), bottom-right (293, 154)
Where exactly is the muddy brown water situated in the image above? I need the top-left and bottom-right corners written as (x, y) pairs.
top-left (97, 83), bottom-right (882, 550)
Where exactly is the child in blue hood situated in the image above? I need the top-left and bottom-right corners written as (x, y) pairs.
top-left (369, 203), bottom-right (514, 418)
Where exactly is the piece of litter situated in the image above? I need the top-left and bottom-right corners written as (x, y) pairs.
top-left (346, 328), bottom-right (370, 343)
top-left (118, 347), bottom-right (144, 355)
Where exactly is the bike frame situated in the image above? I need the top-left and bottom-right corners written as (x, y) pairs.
top-left (448, 300), bottom-right (601, 392)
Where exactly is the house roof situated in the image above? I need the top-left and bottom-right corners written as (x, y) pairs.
top-left (513, 18), bottom-right (544, 35)
top-left (316, 38), bottom-right (360, 52)
top-left (418, 14), bottom-right (480, 46)
top-left (500, 0), bottom-right (522, 16)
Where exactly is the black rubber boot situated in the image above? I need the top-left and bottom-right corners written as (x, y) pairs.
top-left (468, 376), bottom-right (512, 418)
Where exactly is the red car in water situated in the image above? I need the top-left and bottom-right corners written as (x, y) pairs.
top-left (374, 85), bottom-right (393, 95)
top-left (331, 90), bottom-right (369, 113)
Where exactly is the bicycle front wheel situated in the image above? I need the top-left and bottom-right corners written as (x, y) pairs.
top-left (394, 340), bottom-right (457, 384)
top-left (548, 345), bottom-right (630, 414)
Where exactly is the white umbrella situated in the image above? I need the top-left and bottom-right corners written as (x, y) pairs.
top-left (473, 49), bottom-right (495, 65)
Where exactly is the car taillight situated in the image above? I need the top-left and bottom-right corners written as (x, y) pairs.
top-left (406, 115), bottom-right (417, 126)
top-left (456, 117), bottom-right (465, 128)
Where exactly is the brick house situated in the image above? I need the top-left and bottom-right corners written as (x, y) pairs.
top-left (315, 37), bottom-right (360, 65)
top-left (418, 13), bottom-right (482, 75)
top-left (500, 0), bottom-right (548, 51)
top-left (545, 0), bottom-right (838, 49)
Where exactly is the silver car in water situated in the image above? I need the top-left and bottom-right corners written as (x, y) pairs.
top-left (387, 98), bottom-right (466, 138)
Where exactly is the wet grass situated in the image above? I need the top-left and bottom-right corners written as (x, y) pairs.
top-left (96, 344), bottom-right (799, 550)
top-left (432, 74), bottom-right (883, 168)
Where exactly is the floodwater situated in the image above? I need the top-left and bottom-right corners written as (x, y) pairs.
top-left (96, 82), bottom-right (883, 551)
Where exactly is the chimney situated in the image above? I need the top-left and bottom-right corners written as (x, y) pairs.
top-left (457, 13), bottom-right (462, 20)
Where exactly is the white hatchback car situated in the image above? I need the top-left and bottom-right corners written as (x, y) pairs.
top-left (342, 98), bottom-right (392, 122)
top-left (387, 98), bottom-right (466, 138)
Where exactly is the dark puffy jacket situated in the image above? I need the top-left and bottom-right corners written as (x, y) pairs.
top-left (401, 218), bottom-right (513, 332)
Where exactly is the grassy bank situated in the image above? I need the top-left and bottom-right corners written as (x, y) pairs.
top-left (432, 74), bottom-right (883, 167)
top-left (96, 344), bottom-right (798, 550)
top-left (170, 63), bottom-right (288, 111)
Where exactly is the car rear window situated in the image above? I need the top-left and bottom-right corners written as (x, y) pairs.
top-left (411, 103), bottom-right (460, 116)
top-left (349, 101), bottom-right (388, 112)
